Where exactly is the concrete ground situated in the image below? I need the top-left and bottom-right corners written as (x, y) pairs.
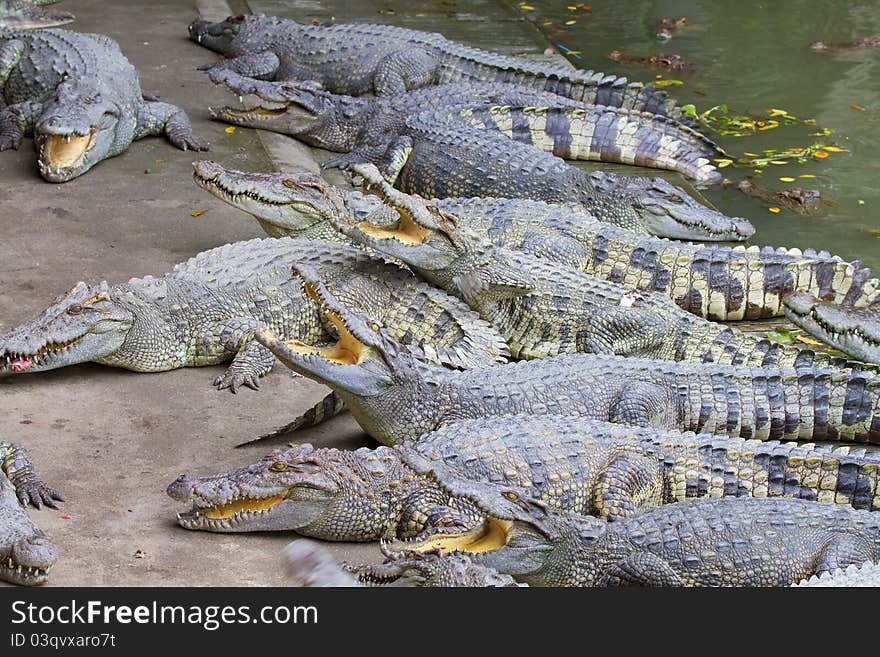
top-left (0, 0), bottom-right (562, 586)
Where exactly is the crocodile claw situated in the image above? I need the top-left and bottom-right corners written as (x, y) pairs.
top-left (17, 482), bottom-right (64, 510)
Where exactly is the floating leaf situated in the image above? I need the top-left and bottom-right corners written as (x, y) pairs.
top-left (520, 3), bottom-right (534, 9)
top-left (779, 177), bottom-right (796, 182)
top-left (715, 158), bottom-right (733, 168)
top-left (190, 210), bottom-right (206, 217)
top-left (858, 199), bottom-right (866, 205)
top-left (567, 4), bottom-right (578, 9)
top-left (814, 150), bottom-right (829, 158)
top-left (565, 19), bottom-right (577, 25)
top-left (850, 104), bottom-right (866, 111)
top-left (821, 145), bottom-right (847, 152)
top-left (652, 79), bottom-right (684, 87)
top-left (796, 335), bottom-right (824, 346)
top-left (867, 228), bottom-right (880, 237)
top-left (224, 126), bottom-right (236, 134)
top-left (799, 174), bottom-right (816, 178)
top-left (769, 160), bottom-right (789, 165)
top-left (768, 207), bottom-right (781, 213)
top-left (766, 328), bottom-right (795, 344)
top-left (582, 4), bottom-right (593, 10)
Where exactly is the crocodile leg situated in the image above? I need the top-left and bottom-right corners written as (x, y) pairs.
top-left (597, 553), bottom-right (687, 587)
top-left (0, 37), bottom-right (25, 87)
top-left (0, 100), bottom-right (40, 151)
top-left (202, 51), bottom-right (281, 80)
top-left (395, 488), bottom-right (483, 539)
top-left (372, 48), bottom-right (437, 95)
top-left (345, 135), bottom-right (413, 183)
top-left (214, 338), bottom-right (277, 393)
top-left (813, 535), bottom-right (878, 574)
top-left (135, 101), bottom-right (210, 151)
top-left (0, 442), bottom-right (63, 509)
top-left (608, 381), bottom-right (676, 427)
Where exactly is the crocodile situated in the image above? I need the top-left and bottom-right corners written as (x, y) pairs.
top-left (371, 110), bottom-right (753, 240)
top-left (606, 51), bottom-right (691, 71)
top-left (785, 293), bottom-right (880, 364)
top-left (391, 459), bottom-right (880, 587)
top-left (0, 28), bottom-right (207, 182)
top-left (199, 162), bottom-right (880, 322)
top-left (206, 71), bottom-right (721, 183)
top-left (255, 267), bottom-right (880, 445)
top-left (0, 441), bottom-right (63, 586)
top-left (810, 36), bottom-right (880, 51)
top-left (793, 560), bottom-right (880, 587)
top-left (188, 14), bottom-right (686, 122)
top-left (0, 238), bottom-right (508, 393)
top-left (284, 539), bottom-right (520, 587)
top-left (168, 413), bottom-right (880, 543)
top-left (735, 179), bottom-right (831, 216)
top-left (655, 16), bottom-right (688, 41)
top-left (333, 167), bottom-right (877, 364)
top-left (0, 0), bottom-right (72, 29)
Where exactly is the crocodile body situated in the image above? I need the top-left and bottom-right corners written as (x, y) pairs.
top-left (785, 293), bottom-right (880, 364)
top-left (0, 28), bottom-right (207, 181)
top-left (336, 170), bottom-right (874, 367)
top-left (284, 539), bottom-right (520, 587)
top-left (208, 72), bottom-right (720, 183)
top-left (393, 467), bottom-right (880, 587)
top-left (793, 561), bottom-right (880, 587)
top-left (168, 414), bottom-right (880, 541)
top-left (188, 14), bottom-right (684, 120)
top-left (255, 270), bottom-right (880, 446)
top-left (0, 441), bottom-right (63, 586)
top-left (0, 0), bottom-right (72, 29)
top-left (381, 110), bottom-right (753, 240)
top-left (0, 238), bottom-right (508, 393)
top-left (192, 163), bottom-right (880, 322)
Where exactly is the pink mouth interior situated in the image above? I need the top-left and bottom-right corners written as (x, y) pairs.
top-left (11, 358), bottom-right (32, 372)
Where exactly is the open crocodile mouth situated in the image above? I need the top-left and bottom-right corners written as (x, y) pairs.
top-left (356, 213), bottom-right (431, 246)
top-left (218, 105), bottom-right (288, 119)
top-left (791, 307), bottom-right (879, 349)
top-left (1, 336), bottom-right (83, 374)
top-left (0, 557), bottom-right (51, 585)
top-left (39, 131), bottom-right (96, 170)
top-left (177, 493), bottom-right (286, 530)
top-left (283, 283), bottom-right (371, 366)
top-left (397, 516), bottom-right (513, 555)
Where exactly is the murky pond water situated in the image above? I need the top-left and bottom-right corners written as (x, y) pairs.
top-left (511, 0), bottom-right (880, 269)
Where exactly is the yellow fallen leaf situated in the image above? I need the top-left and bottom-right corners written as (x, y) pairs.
top-left (743, 152), bottom-right (759, 157)
top-left (224, 126), bottom-right (237, 134)
top-left (850, 104), bottom-right (866, 111)
top-left (567, 4), bottom-right (578, 9)
top-left (190, 210), bottom-right (206, 217)
top-left (799, 174), bottom-right (816, 178)
top-left (769, 160), bottom-right (789, 165)
top-left (520, 3), bottom-right (535, 8)
top-left (796, 336), bottom-right (824, 346)
top-left (779, 177), bottom-right (796, 182)
top-left (768, 207), bottom-right (781, 213)
top-left (565, 20), bottom-right (577, 25)
top-left (858, 199), bottom-right (866, 205)
top-left (821, 145), bottom-right (847, 152)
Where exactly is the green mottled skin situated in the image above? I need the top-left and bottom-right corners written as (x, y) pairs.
top-left (168, 415), bottom-right (880, 541)
top-left (188, 14), bottom-right (683, 120)
top-left (0, 442), bottom-right (62, 586)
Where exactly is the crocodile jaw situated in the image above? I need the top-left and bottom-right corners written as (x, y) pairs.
top-left (0, 336), bottom-right (86, 375)
top-left (37, 131), bottom-right (97, 182)
top-left (0, 555), bottom-right (52, 586)
top-left (177, 493), bottom-right (287, 532)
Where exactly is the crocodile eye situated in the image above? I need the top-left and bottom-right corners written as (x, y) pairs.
top-left (268, 462), bottom-right (288, 472)
top-left (67, 304), bottom-right (84, 315)
top-left (282, 179), bottom-right (298, 189)
top-left (371, 323), bottom-right (381, 332)
top-left (666, 195), bottom-right (684, 204)
top-left (503, 491), bottom-right (519, 502)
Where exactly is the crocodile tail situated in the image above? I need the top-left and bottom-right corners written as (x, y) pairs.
top-left (236, 392), bottom-right (346, 447)
top-left (687, 440), bottom-right (880, 510)
top-left (668, 246), bottom-right (880, 321)
top-left (456, 105), bottom-right (722, 184)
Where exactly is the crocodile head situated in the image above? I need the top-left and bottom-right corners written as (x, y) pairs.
top-left (336, 165), bottom-right (534, 301)
top-left (0, 477), bottom-right (56, 586)
top-left (255, 263), bottom-right (418, 398)
top-left (784, 292), bottom-right (880, 364)
top-left (0, 0), bottom-right (74, 29)
top-left (386, 453), bottom-right (605, 585)
top-left (0, 281), bottom-right (134, 376)
top-left (595, 174), bottom-right (755, 241)
top-left (351, 550), bottom-right (520, 587)
top-left (192, 161), bottom-right (348, 237)
top-left (168, 444), bottom-right (399, 536)
top-left (188, 14), bottom-right (282, 56)
top-left (34, 79), bottom-right (128, 182)
top-left (208, 74), bottom-right (340, 137)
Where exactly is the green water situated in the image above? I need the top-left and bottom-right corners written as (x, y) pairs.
top-left (512, 0), bottom-right (880, 269)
